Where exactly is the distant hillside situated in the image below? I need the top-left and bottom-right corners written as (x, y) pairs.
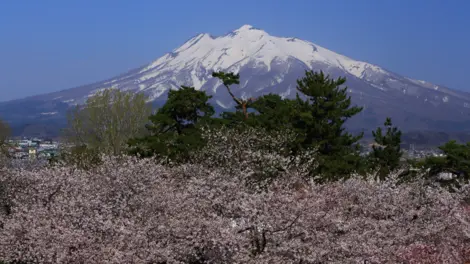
top-left (10, 121), bottom-right (65, 139)
top-left (401, 130), bottom-right (470, 148)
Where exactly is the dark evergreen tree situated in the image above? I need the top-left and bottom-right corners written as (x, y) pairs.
top-left (292, 70), bottom-right (364, 181)
top-left (422, 140), bottom-right (470, 188)
top-left (220, 93), bottom-right (299, 133)
top-left (369, 117), bottom-right (402, 180)
top-left (212, 71), bottom-right (255, 120)
top-left (0, 118), bottom-right (10, 159)
top-left (248, 94), bottom-right (298, 131)
top-left (128, 86), bottom-right (215, 162)
top-left (212, 72), bottom-right (299, 132)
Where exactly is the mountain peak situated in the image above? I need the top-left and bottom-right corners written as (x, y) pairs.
top-left (235, 24), bottom-right (256, 32)
top-left (142, 24), bottom-right (390, 83)
top-left (3, 25), bottom-right (470, 133)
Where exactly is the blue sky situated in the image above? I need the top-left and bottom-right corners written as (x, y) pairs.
top-left (0, 0), bottom-right (469, 101)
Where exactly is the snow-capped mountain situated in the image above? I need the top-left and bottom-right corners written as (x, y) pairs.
top-left (2, 24), bottom-right (470, 133)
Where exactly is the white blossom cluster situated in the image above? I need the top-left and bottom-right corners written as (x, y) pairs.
top-left (0, 152), bottom-right (469, 263)
top-left (193, 126), bottom-right (317, 187)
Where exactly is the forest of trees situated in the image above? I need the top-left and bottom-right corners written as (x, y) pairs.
top-left (58, 70), bottom-right (470, 187)
top-left (0, 70), bottom-right (469, 263)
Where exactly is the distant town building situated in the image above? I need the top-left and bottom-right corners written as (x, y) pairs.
top-left (4, 136), bottom-right (60, 160)
top-left (28, 148), bottom-right (37, 159)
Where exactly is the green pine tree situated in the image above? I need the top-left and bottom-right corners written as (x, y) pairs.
top-left (220, 93), bottom-right (299, 132)
top-left (422, 140), bottom-right (470, 188)
top-left (212, 71), bottom-right (256, 120)
top-left (248, 93), bottom-right (298, 131)
top-left (128, 86), bottom-right (215, 162)
top-left (293, 70), bottom-right (364, 181)
top-left (0, 118), bottom-right (10, 160)
top-left (369, 117), bottom-right (402, 180)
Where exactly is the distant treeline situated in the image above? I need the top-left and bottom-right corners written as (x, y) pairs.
top-left (12, 122), bottom-right (470, 149)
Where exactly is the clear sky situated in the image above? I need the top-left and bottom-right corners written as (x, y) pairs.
top-left (0, 0), bottom-right (469, 101)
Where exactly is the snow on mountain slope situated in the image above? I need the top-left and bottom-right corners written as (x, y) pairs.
top-left (2, 24), bottom-right (470, 132)
top-left (129, 25), bottom-right (389, 89)
top-left (99, 24), bottom-right (468, 105)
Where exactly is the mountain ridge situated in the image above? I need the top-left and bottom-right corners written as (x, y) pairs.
top-left (2, 24), bottom-right (470, 134)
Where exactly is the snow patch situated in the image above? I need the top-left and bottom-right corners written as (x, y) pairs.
top-left (280, 85), bottom-right (293, 98)
top-left (236, 25), bottom-right (255, 32)
top-left (40, 112), bottom-right (58, 116)
top-left (190, 69), bottom-right (207, 90)
top-left (104, 79), bottom-right (118, 85)
top-left (370, 83), bottom-right (387, 91)
top-left (216, 99), bottom-right (232, 109)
